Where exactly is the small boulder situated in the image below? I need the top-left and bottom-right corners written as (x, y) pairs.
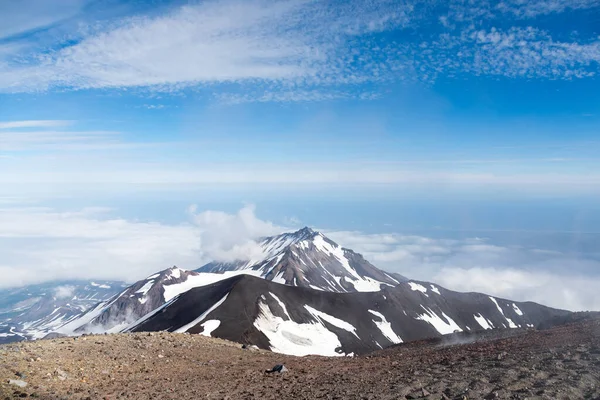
top-left (54, 369), bottom-right (68, 381)
top-left (9, 379), bottom-right (27, 388)
top-left (265, 364), bottom-right (288, 374)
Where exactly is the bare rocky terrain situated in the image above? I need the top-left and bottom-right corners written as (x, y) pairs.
top-left (1, 317), bottom-right (599, 400)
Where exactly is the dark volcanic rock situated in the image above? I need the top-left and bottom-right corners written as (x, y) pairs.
top-left (130, 274), bottom-right (569, 355)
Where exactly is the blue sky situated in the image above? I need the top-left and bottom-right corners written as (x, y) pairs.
top-left (0, 0), bottom-right (599, 310)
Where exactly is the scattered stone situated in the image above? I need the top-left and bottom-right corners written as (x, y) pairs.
top-left (8, 379), bottom-right (27, 388)
top-left (53, 369), bottom-right (68, 381)
top-left (0, 317), bottom-right (598, 399)
top-left (265, 364), bottom-right (288, 374)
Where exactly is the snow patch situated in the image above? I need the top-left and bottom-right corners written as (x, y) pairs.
top-left (313, 236), bottom-right (356, 278)
top-left (349, 276), bottom-right (388, 292)
top-left (271, 271), bottom-right (286, 285)
top-left (368, 310), bottom-right (402, 344)
top-left (269, 293), bottom-right (290, 319)
top-left (474, 313), bottom-right (493, 330)
top-left (512, 303), bottom-right (524, 316)
top-left (174, 294), bottom-right (229, 333)
top-left (430, 285), bottom-right (441, 295)
top-left (304, 305), bottom-right (359, 339)
top-left (163, 270), bottom-right (262, 302)
top-left (253, 300), bottom-right (350, 357)
top-left (169, 268), bottom-right (181, 279)
top-left (489, 297), bottom-right (518, 328)
top-left (408, 282), bottom-right (429, 296)
top-left (415, 307), bottom-right (462, 335)
top-left (199, 320), bottom-right (221, 337)
top-left (135, 281), bottom-right (154, 296)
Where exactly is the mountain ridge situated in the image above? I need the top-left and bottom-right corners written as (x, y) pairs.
top-left (198, 227), bottom-right (405, 292)
top-left (128, 273), bottom-right (569, 356)
top-left (0, 227), bottom-right (576, 357)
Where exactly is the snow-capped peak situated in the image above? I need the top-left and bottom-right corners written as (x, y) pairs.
top-left (198, 228), bottom-right (399, 293)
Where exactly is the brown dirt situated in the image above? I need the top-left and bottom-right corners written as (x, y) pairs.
top-left (1, 318), bottom-right (599, 400)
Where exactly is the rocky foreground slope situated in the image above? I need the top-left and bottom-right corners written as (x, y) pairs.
top-left (1, 316), bottom-right (599, 400)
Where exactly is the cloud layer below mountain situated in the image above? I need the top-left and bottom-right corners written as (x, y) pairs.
top-left (0, 204), bottom-right (597, 311)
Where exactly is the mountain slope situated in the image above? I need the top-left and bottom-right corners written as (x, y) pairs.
top-left (129, 274), bottom-right (569, 356)
top-left (55, 267), bottom-right (220, 334)
top-left (198, 227), bottom-right (404, 292)
top-left (0, 280), bottom-right (123, 343)
top-left (5, 228), bottom-right (412, 341)
top-left (56, 266), bottom-right (271, 335)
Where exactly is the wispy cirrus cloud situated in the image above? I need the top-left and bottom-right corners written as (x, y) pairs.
top-left (0, 0), bottom-right (86, 40)
top-left (0, 120), bottom-right (73, 129)
top-left (0, 130), bottom-right (122, 151)
top-left (0, 0), bottom-right (598, 99)
top-left (413, 26), bottom-right (600, 80)
top-left (497, 0), bottom-right (600, 18)
top-left (0, 120), bottom-right (131, 152)
top-left (467, 27), bottom-right (600, 78)
top-left (442, 0), bottom-right (600, 25)
top-left (215, 89), bottom-right (381, 104)
top-left (0, 0), bottom-right (413, 93)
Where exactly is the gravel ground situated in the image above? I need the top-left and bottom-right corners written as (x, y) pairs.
top-left (1, 318), bottom-right (599, 400)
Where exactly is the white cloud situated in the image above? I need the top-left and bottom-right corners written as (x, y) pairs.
top-left (188, 204), bottom-right (284, 262)
top-left (326, 230), bottom-right (600, 311)
top-left (413, 26), bottom-right (600, 80)
top-left (0, 204), bottom-right (284, 288)
top-left (0, 130), bottom-right (122, 151)
top-left (436, 267), bottom-right (600, 312)
top-left (497, 0), bottom-right (600, 18)
top-left (53, 285), bottom-right (76, 299)
top-left (0, 0), bottom-right (413, 93)
top-left (0, 120), bottom-right (73, 129)
top-left (216, 90), bottom-right (352, 104)
top-left (466, 27), bottom-right (600, 78)
top-left (0, 204), bottom-right (598, 311)
top-left (442, 0), bottom-right (600, 24)
top-left (0, 0), bottom-right (86, 40)
top-left (0, 206), bottom-right (203, 287)
top-left (0, 0), bottom-right (597, 95)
